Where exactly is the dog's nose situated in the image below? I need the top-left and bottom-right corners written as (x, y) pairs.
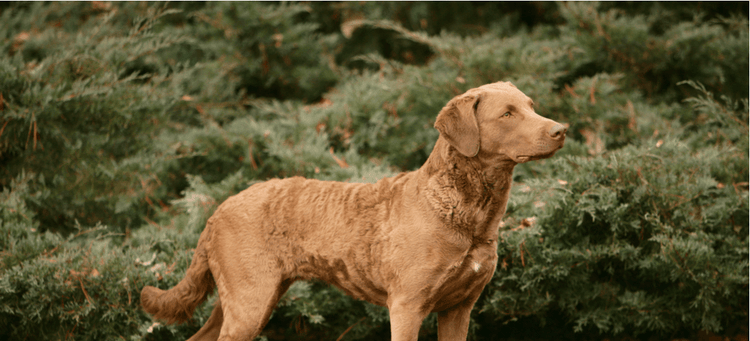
top-left (548, 123), bottom-right (567, 139)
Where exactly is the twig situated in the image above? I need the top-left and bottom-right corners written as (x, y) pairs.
top-left (0, 120), bottom-right (8, 139)
top-left (330, 147), bottom-right (349, 168)
top-left (78, 277), bottom-right (94, 306)
top-left (336, 316), bottom-right (367, 341)
top-left (564, 84), bottom-right (579, 98)
top-left (248, 139), bottom-right (258, 170)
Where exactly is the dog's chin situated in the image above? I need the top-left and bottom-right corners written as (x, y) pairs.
top-left (513, 148), bottom-right (561, 163)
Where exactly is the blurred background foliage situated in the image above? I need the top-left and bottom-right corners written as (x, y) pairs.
top-left (0, 2), bottom-right (747, 340)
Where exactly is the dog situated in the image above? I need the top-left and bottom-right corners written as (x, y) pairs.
top-left (141, 81), bottom-right (567, 341)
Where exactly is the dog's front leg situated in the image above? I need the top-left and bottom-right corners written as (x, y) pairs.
top-left (388, 297), bottom-right (430, 341)
top-left (436, 296), bottom-right (478, 341)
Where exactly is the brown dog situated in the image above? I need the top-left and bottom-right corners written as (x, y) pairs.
top-left (141, 82), bottom-right (566, 340)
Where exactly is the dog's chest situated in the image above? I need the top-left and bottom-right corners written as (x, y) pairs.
top-left (458, 242), bottom-right (498, 280)
top-left (431, 242), bottom-right (498, 311)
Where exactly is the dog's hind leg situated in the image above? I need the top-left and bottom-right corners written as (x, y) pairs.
top-left (214, 269), bottom-right (293, 341)
top-left (187, 299), bottom-right (223, 341)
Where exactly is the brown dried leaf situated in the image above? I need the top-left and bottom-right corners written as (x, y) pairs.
top-left (14, 32), bottom-right (30, 44)
top-left (580, 128), bottom-right (605, 155)
top-left (341, 19), bottom-right (365, 39)
top-left (626, 100), bottom-right (638, 132)
top-left (91, 1), bottom-right (112, 11)
top-left (521, 217), bottom-right (537, 227)
top-left (272, 33), bottom-right (283, 48)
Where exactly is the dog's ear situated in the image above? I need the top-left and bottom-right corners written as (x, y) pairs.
top-left (434, 93), bottom-right (481, 157)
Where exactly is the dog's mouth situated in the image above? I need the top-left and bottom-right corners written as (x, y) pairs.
top-left (514, 144), bottom-right (564, 163)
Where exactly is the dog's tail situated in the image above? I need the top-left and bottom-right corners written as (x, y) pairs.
top-left (141, 230), bottom-right (215, 324)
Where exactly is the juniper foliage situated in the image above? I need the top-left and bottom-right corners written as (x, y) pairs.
top-left (0, 2), bottom-right (747, 340)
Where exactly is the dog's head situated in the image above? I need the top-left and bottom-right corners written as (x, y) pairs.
top-left (434, 82), bottom-right (566, 163)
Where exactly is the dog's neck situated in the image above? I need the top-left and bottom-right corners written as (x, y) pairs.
top-left (419, 137), bottom-right (516, 241)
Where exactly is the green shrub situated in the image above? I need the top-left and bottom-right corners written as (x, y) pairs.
top-left (557, 2), bottom-right (749, 102)
top-left (0, 3), bottom-right (203, 233)
top-left (189, 2), bottom-right (339, 102)
top-left (489, 139), bottom-right (748, 336)
top-left (0, 2), bottom-right (747, 340)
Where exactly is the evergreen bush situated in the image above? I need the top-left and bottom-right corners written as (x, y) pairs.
top-left (490, 140), bottom-right (747, 336)
top-left (0, 2), bottom-right (747, 340)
